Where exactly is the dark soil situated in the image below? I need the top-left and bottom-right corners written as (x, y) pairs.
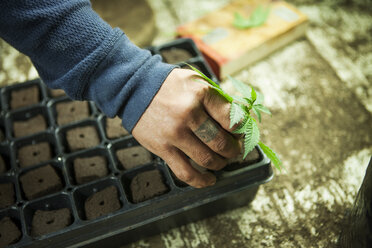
top-left (161, 48), bottom-right (193, 64)
top-left (224, 148), bottom-right (261, 171)
top-left (130, 169), bottom-right (168, 203)
top-left (0, 217), bottom-right (21, 246)
top-left (0, 183), bottom-right (15, 209)
top-left (84, 186), bottom-right (121, 220)
top-left (10, 85), bottom-right (39, 110)
top-left (66, 126), bottom-right (100, 152)
top-left (13, 114), bottom-right (47, 138)
top-left (106, 116), bottom-right (129, 139)
top-left (50, 89), bottom-right (66, 98)
top-left (18, 142), bottom-right (52, 168)
top-left (20, 164), bottom-right (63, 200)
top-left (115, 146), bottom-right (152, 170)
top-left (56, 101), bottom-right (90, 125)
top-left (31, 208), bottom-right (72, 236)
top-left (74, 156), bottom-right (108, 184)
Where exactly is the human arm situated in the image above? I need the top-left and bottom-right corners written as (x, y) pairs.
top-left (0, 0), bottom-right (174, 131)
top-left (0, 0), bottom-right (241, 188)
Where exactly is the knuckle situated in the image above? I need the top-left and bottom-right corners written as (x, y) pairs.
top-left (199, 153), bottom-right (214, 168)
top-left (203, 89), bottom-right (214, 106)
top-left (214, 136), bottom-right (228, 153)
top-left (166, 125), bottom-right (184, 141)
top-left (177, 171), bottom-right (194, 183)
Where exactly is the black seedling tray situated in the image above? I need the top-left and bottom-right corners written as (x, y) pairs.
top-left (148, 38), bottom-right (218, 82)
top-left (0, 38), bottom-right (273, 248)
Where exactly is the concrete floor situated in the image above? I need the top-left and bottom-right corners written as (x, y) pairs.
top-left (0, 0), bottom-right (371, 247)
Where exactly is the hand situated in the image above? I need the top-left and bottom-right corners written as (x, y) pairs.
top-left (132, 68), bottom-right (241, 188)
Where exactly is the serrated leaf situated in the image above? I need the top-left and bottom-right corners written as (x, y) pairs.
top-left (254, 104), bottom-right (272, 115)
top-left (232, 114), bottom-right (249, 134)
top-left (251, 87), bottom-right (257, 103)
top-left (228, 75), bottom-right (252, 97)
top-left (252, 105), bottom-right (262, 122)
top-left (186, 63), bottom-right (233, 103)
top-left (258, 141), bottom-right (282, 171)
top-left (229, 102), bottom-right (246, 128)
top-left (243, 118), bottom-right (260, 158)
top-left (244, 97), bottom-right (253, 106)
top-left (233, 6), bottom-right (270, 29)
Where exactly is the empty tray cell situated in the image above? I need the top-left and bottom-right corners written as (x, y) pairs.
top-left (224, 147), bottom-right (262, 171)
top-left (49, 89), bottom-right (66, 99)
top-left (160, 47), bottom-right (194, 64)
top-left (10, 106), bottom-right (49, 138)
top-left (126, 169), bottom-right (169, 203)
top-left (31, 208), bottom-right (72, 237)
top-left (105, 116), bottom-right (129, 139)
top-left (66, 125), bottom-right (100, 152)
top-left (0, 216), bottom-right (21, 247)
top-left (19, 164), bottom-right (63, 200)
top-left (0, 182), bottom-right (15, 209)
top-left (55, 100), bottom-right (90, 126)
top-left (84, 185), bottom-right (121, 220)
top-left (116, 146), bottom-right (152, 170)
top-left (17, 142), bottom-right (52, 168)
top-left (9, 84), bottom-right (40, 110)
top-left (74, 155), bottom-right (109, 185)
top-left (23, 194), bottom-right (73, 237)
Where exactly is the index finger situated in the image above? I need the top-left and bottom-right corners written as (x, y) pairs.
top-left (203, 88), bottom-right (234, 132)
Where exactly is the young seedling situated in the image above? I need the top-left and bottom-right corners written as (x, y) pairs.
top-left (186, 64), bottom-right (282, 171)
top-left (233, 5), bottom-right (270, 29)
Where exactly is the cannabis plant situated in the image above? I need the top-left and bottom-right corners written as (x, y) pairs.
top-left (187, 64), bottom-right (282, 171)
top-left (233, 6), bottom-right (270, 29)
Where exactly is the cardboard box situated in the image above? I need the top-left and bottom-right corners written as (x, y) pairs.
top-left (177, 0), bottom-right (309, 79)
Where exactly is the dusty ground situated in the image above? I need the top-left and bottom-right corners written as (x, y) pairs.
top-left (0, 0), bottom-right (371, 247)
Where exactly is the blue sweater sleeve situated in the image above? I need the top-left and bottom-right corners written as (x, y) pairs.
top-left (0, 0), bottom-right (175, 132)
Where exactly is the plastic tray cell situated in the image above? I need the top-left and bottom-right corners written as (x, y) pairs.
top-left (0, 38), bottom-right (273, 248)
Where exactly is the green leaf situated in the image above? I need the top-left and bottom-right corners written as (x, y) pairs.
top-left (252, 105), bottom-right (262, 122)
top-left (192, 78), bottom-right (221, 92)
top-left (232, 114), bottom-right (249, 134)
top-left (254, 104), bottom-right (272, 116)
top-left (243, 117), bottom-right (260, 158)
top-left (258, 141), bottom-right (282, 171)
top-left (251, 87), bottom-right (257, 103)
top-left (244, 97), bottom-right (253, 107)
top-left (229, 102), bottom-right (246, 128)
top-left (187, 63), bottom-right (233, 103)
top-left (233, 6), bottom-right (270, 29)
top-left (228, 75), bottom-right (252, 97)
